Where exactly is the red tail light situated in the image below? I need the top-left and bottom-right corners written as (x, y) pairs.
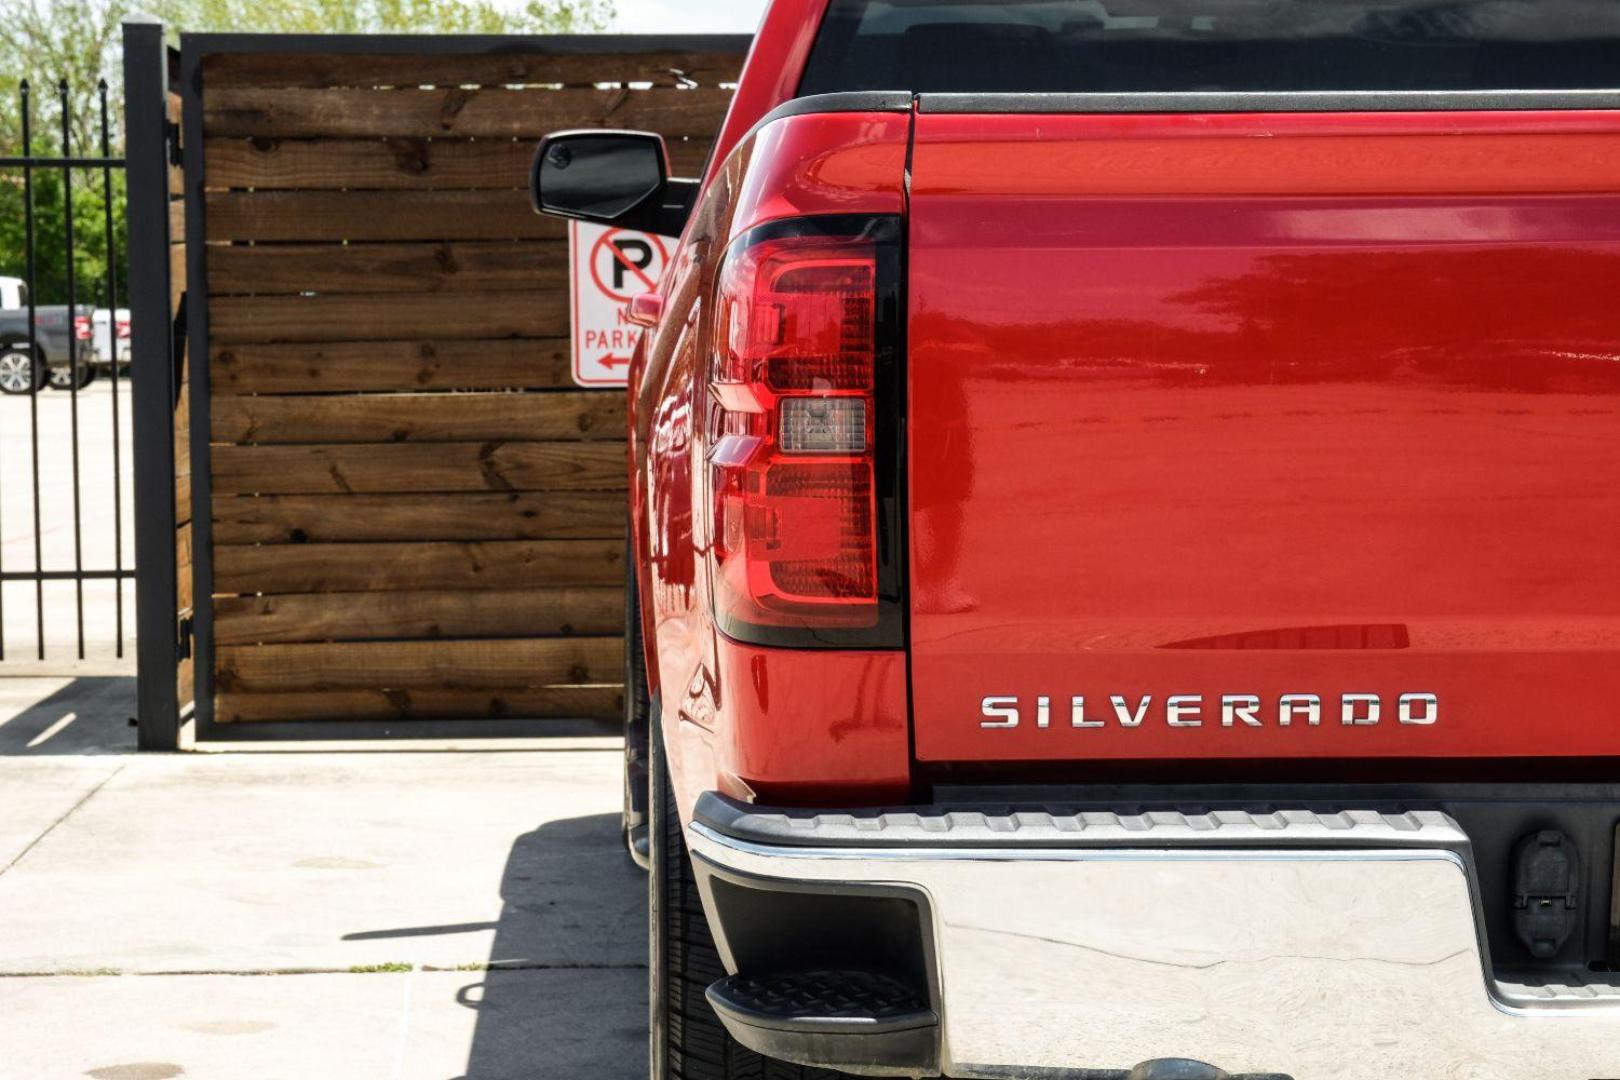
top-left (707, 216), bottom-right (903, 646)
top-left (74, 315), bottom-right (91, 341)
top-left (116, 319), bottom-right (131, 340)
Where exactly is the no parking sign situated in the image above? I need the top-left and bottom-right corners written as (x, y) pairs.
top-left (568, 221), bottom-right (669, 388)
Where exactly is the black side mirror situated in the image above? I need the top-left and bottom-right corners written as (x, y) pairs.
top-left (531, 130), bottom-right (698, 239)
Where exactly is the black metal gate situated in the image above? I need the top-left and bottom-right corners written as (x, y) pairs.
top-left (0, 75), bottom-right (132, 663)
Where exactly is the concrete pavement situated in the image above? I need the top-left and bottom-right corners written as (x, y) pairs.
top-left (0, 677), bottom-right (648, 1079)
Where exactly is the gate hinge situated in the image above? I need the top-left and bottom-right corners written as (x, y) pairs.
top-left (177, 615), bottom-right (193, 661)
top-left (166, 120), bottom-right (183, 168)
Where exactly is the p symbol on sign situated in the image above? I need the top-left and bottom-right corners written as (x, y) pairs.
top-left (610, 238), bottom-right (655, 293)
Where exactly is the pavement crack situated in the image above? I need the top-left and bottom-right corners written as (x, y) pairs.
top-left (0, 763), bottom-right (124, 879)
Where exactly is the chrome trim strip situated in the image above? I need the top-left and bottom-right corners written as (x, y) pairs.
top-left (690, 821), bottom-right (1470, 865)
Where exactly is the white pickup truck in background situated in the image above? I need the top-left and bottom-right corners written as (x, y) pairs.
top-left (91, 308), bottom-right (131, 369)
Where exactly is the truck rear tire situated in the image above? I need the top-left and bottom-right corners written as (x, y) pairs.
top-left (624, 539), bottom-right (652, 869)
top-left (650, 720), bottom-right (856, 1080)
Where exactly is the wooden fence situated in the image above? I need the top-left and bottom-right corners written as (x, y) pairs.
top-left (150, 36), bottom-right (746, 740)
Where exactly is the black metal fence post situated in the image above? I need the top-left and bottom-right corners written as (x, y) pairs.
top-left (57, 80), bottom-right (87, 660)
top-left (100, 79), bottom-right (126, 660)
top-left (124, 18), bottom-right (181, 750)
top-left (179, 39), bottom-right (213, 739)
top-left (23, 81), bottom-right (46, 659)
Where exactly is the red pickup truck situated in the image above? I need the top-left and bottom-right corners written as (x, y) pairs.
top-left (533, 2), bottom-right (1620, 1077)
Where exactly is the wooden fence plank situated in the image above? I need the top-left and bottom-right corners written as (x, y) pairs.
top-left (211, 339), bottom-right (573, 394)
top-left (214, 540), bottom-right (623, 594)
top-left (170, 243), bottom-right (187, 293)
top-left (201, 50), bottom-right (746, 90)
top-left (215, 685), bottom-right (623, 724)
top-left (177, 523), bottom-right (194, 613)
top-left (214, 586), bottom-right (623, 644)
top-left (205, 136), bottom-right (714, 191)
top-left (205, 86), bottom-right (734, 139)
top-left (213, 491), bottom-right (626, 544)
top-left (175, 383), bottom-right (193, 526)
top-left (208, 241), bottom-right (569, 296)
top-left (214, 637), bottom-right (623, 693)
top-left (210, 291), bottom-right (568, 344)
top-left (205, 190), bottom-right (564, 242)
top-left (212, 442), bottom-right (626, 495)
top-left (212, 391), bottom-right (624, 444)
top-left (207, 136), bottom-right (532, 191)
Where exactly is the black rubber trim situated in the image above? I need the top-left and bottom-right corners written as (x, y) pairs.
top-left (758, 91), bottom-right (914, 126)
top-left (919, 90), bottom-right (1620, 114)
top-left (694, 791), bottom-right (1471, 852)
top-left (959, 1068), bottom-right (1292, 1080)
top-left (706, 971), bottom-right (936, 1036)
top-left (1611, 820), bottom-right (1620, 965)
top-left (729, 93), bottom-right (914, 167)
top-left (688, 849), bottom-right (942, 1008)
top-left (688, 847), bottom-right (944, 1075)
top-left (706, 978), bottom-right (939, 1076)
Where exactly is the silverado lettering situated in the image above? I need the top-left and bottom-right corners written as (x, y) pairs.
top-left (980, 692), bottom-right (1440, 730)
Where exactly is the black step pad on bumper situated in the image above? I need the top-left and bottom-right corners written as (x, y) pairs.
top-left (705, 969), bottom-right (938, 1076)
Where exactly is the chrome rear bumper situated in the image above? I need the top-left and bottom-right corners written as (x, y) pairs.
top-left (686, 799), bottom-right (1620, 1080)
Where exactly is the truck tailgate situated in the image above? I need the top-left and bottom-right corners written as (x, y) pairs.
top-left (906, 106), bottom-right (1620, 764)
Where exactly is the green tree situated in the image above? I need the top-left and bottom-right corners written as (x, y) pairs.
top-left (0, 0), bottom-right (615, 155)
top-left (0, 0), bottom-right (612, 302)
top-left (0, 169), bottom-right (126, 309)
top-left (161, 0), bottom-right (613, 36)
top-left (0, 1), bottom-right (125, 157)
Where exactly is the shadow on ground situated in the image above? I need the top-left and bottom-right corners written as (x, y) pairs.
top-left (0, 676), bottom-right (136, 755)
top-left (346, 811), bottom-right (649, 1079)
top-left (467, 811), bottom-right (648, 1079)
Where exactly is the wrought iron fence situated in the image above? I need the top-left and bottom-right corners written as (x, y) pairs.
top-left (0, 78), bottom-right (132, 662)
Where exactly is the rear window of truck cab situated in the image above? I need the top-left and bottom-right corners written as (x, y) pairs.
top-left (800, 0), bottom-right (1620, 94)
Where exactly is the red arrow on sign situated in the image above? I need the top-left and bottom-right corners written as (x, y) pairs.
top-left (600, 354), bottom-right (632, 369)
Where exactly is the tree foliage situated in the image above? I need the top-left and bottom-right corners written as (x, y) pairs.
top-left (0, 168), bottom-right (126, 309)
top-left (160, 0), bottom-right (613, 36)
top-left (0, 0), bottom-right (614, 154)
top-left (0, 0), bottom-right (125, 156)
top-left (0, 0), bottom-right (612, 301)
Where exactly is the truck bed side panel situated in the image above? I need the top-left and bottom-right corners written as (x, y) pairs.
top-left (907, 110), bottom-right (1620, 764)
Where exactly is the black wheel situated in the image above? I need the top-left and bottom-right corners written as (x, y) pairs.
top-left (46, 363), bottom-right (95, 390)
top-left (0, 349), bottom-right (42, 395)
top-left (624, 536), bottom-right (652, 868)
top-left (649, 717), bottom-right (857, 1080)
